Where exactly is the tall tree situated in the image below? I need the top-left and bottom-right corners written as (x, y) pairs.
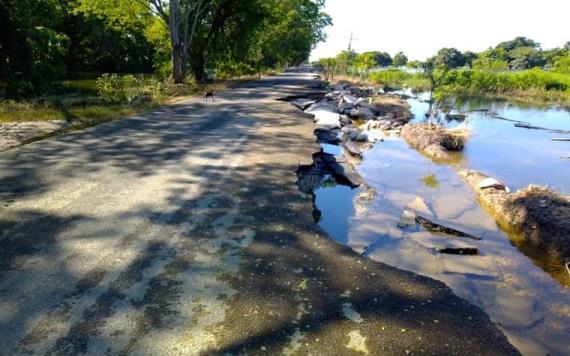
top-left (75, 0), bottom-right (208, 82)
top-left (393, 52), bottom-right (408, 67)
top-left (75, 0), bottom-right (330, 82)
top-left (433, 48), bottom-right (465, 68)
top-left (496, 36), bottom-right (540, 51)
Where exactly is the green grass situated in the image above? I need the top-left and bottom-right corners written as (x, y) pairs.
top-left (369, 69), bottom-right (431, 91)
top-left (61, 79), bottom-right (99, 96)
top-left (0, 99), bottom-right (156, 124)
top-left (435, 68), bottom-right (570, 105)
top-left (0, 75), bottom-right (257, 128)
top-left (368, 68), bottom-right (570, 106)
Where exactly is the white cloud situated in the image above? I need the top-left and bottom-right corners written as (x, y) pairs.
top-left (311, 0), bottom-right (570, 61)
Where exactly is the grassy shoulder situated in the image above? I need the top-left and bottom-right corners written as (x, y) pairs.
top-left (0, 74), bottom-right (265, 151)
top-left (0, 76), bottom-right (257, 125)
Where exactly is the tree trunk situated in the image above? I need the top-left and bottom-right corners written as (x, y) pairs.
top-left (169, 0), bottom-right (184, 83)
top-left (191, 50), bottom-right (206, 83)
top-left (172, 47), bottom-right (184, 83)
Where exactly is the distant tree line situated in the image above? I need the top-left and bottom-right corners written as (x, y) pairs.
top-left (316, 36), bottom-right (570, 77)
top-left (0, 0), bottom-right (331, 97)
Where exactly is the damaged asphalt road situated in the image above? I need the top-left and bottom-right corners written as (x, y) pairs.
top-left (0, 70), bottom-right (519, 355)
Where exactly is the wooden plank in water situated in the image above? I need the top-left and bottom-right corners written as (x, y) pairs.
top-left (415, 214), bottom-right (481, 241)
top-left (435, 247), bottom-right (478, 255)
top-left (515, 123), bottom-right (570, 134)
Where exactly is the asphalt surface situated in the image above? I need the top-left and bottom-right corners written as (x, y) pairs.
top-left (0, 70), bottom-right (519, 355)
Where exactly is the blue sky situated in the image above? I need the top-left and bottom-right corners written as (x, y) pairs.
top-left (310, 0), bottom-right (570, 61)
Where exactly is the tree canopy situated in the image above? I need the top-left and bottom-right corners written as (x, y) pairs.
top-left (1, 0), bottom-right (331, 95)
top-left (393, 52), bottom-right (408, 67)
top-left (432, 48), bottom-right (465, 69)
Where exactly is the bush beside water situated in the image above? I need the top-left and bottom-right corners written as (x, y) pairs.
top-left (369, 68), bottom-right (570, 104)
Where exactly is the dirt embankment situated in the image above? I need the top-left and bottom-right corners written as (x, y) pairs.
top-left (0, 121), bottom-right (69, 152)
top-left (461, 170), bottom-right (570, 263)
top-left (401, 123), bottom-right (467, 161)
top-left (371, 94), bottom-right (413, 122)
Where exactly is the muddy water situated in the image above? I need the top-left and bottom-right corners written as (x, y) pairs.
top-left (313, 98), bottom-right (570, 355)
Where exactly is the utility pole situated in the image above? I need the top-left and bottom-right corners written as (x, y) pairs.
top-left (346, 32), bottom-right (358, 52)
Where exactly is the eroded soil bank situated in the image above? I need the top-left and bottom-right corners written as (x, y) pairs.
top-left (461, 170), bottom-right (570, 265)
top-left (0, 70), bottom-right (518, 355)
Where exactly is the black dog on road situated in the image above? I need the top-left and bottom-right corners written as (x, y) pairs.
top-left (204, 89), bottom-right (215, 101)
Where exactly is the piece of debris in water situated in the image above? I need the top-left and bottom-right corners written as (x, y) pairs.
top-left (434, 247), bottom-right (478, 255)
top-left (446, 112), bottom-right (468, 121)
top-left (398, 209), bottom-right (417, 228)
top-left (477, 177), bottom-right (511, 193)
top-left (415, 214), bottom-right (481, 241)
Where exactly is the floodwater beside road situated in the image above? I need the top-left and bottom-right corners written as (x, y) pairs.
top-left (311, 92), bottom-right (570, 355)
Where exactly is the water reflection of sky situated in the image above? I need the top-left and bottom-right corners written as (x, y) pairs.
top-left (405, 92), bottom-right (570, 193)
top-left (312, 99), bottom-right (570, 354)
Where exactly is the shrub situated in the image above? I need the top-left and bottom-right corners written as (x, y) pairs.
top-left (96, 74), bottom-right (164, 104)
top-left (435, 68), bottom-right (569, 97)
top-left (215, 62), bottom-right (257, 79)
top-left (553, 55), bottom-right (570, 74)
top-left (5, 80), bottom-right (36, 99)
top-left (369, 69), bottom-right (430, 90)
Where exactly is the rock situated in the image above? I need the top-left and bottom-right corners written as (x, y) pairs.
top-left (363, 129), bottom-right (384, 143)
top-left (291, 98), bottom-right (316, 111)
top-left (343, 140), bottom-right (363, 158)
top-left (357, 102), bottom-right (380, 116)
top-left (312, 110), bottom-right (341, 130)
top-left (341, 127), bottom-right (359, 139)
top-left (306, 99), bottom-right (338, 114)
top-left (478, 177), bottom-right (511, 193)
top-left (341, 127), bottom-right (368, 142)
top-left (350, 107), bottom-right (376, 120)
top-left (338, 102), bottom-right (355, 113)
top-left (318, 152), bottom-right (345, 164)
top-left (341, 94), bottom-right (358, 105)
top-left (362, 120), bottom-right (381, 130)
top-left (329, 161), bottom-right (365, 188)
top-left (339, 115), bottom-right (353, 126)
top-left (315, 129), bottom-right (340, 144)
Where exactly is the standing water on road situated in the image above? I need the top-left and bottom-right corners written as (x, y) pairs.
top-left (313, 95), bottom-right (570, 355)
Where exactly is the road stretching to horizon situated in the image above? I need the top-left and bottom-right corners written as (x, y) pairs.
top-left (0, 70), bottom-right (519, 355)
